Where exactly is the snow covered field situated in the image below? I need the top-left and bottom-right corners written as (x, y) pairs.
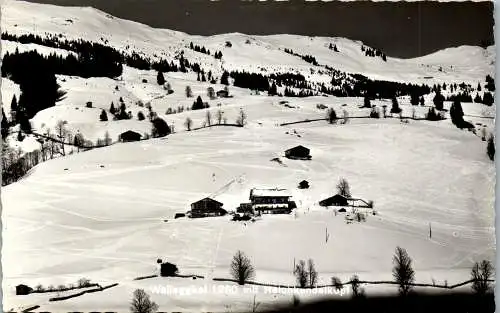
top-left (0, 0), bottom-right (496, 312)
top-left (2, 115), bottom-right (495, 311)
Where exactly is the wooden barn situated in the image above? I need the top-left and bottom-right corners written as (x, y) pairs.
top-left (190, 198), bottom-right (226, 218)
top-left (16, 284), bottom-right (33, 295)
top-left (119, 130), bottom-right (141, 142)
top-left (217, 90), bottom-right (229, 98)
top-left (319, 194), bottom-right (372, 209)
top-left (319, 194), bottom-right (349, 207)
top-left (298, 180), bottom-right (309, 189)
top-left (249, 188), bottom-right (292, 214)
top-left (285, 145), bottom-right (311, 160)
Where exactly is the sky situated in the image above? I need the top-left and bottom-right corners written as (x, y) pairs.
top-left (22, 0), bottom-right (494, 58)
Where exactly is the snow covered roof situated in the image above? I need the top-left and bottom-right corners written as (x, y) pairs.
top-left (250, 188), bottom-right (291, 198)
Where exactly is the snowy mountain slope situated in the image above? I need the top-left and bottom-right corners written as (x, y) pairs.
top-left (2, 117), bottom-right (495, 311)
top-left (1, 0), bottom-right (494, 85)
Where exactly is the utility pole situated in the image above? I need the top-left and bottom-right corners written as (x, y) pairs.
top-left (429, 222), bottom-right (432, 239)
top-left (326, 227), bottom-right (329, 243)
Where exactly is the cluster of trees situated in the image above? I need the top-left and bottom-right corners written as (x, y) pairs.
top-left (2, 49), bottom-right (122, 80)
top-left (2, 51), bottom-right (67, 120)
top-left (2, 120), bottom-right (110, 185)
top-left (283, 48), bottom-right (319, 66)
top-left (1, 31), bottom-right (185, 73)
top-left (108, 99), bottom-right (133, 120)
top-left (361, 45), bottom-right (387, 61)
top-left (425, 107), bottom-right (445, 121)
top-left (350, 74), bottom-right (431, 100)
top-left (189, 42), bottom-right (211, 55)
top-left (294, 259), bottom-right (318, 288)
top-left (328, 43), bottom-right (339, 52)
top-left (196, 69), bottom-right (215, 83)
top-left (230, 71), bottom-right (270, 91)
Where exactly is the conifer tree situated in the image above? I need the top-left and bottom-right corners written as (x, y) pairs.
top-left (157, 71), bottom-right (165, 86)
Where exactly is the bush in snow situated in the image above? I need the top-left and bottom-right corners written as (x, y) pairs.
top-left (425, 107), bottom-right (444, 121)
top-left (230, 250), bottom-right (255, 285)
top-left (326, 108), bottom-right (337, 124)
top-left (392, 246), bottom-right (415, 296)
top-left (137, 111), bottom-right (145, 121)
top-left (471, 260), bottom-right (494, 295)
top-left (370, 107), bottom-right (380, 118)
top-left (130, 289), bottom-right (158, 313)
top-left (331, 277), bottom-right (343, 291)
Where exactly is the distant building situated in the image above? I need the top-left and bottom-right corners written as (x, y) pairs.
top-left (319, 194), bottom-right (349, 207)
top-left (249, 188), bottom-right (292, 214)
top-left (119, 130), bottom-right (141, 142)
top-left (319, 194), bottom-right (372, 208)
top-left (298, 180), bottom-right (309, 189)
top-left (190, 198), bottom-right (226, 218)
top-left (285, 145), bottom-right (311, 160)
top-left (216, 90), bottom-right (229, 98)
top-left (16, 284), bottom-right (33, 295)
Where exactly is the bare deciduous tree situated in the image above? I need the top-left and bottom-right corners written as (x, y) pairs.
top-left (205, 111), bottom-right (212, 127)
top-left (294, 260), bottom-right (308, 288)
top-left (471, 260), bottom-right (493, 295)
top-left (184, 117), bottom-right (193, 131)
top-left (236, 109), bottom-right (247, 126)
top-left (130, 289), bottom-right (158, 313)
top-left (216, 109), bottom-right (224, 125)
top-left (230, 250), bottom-right (255, 285)
top-left (350, 274), bottom-right (364, 298)
top-left (392, 246), bottom-right (415, 296)
top-left (55, 120), bottom-right (69, 156)
top-left (336, 178), bottom-right (351, 198)
top-left (185, 86), bottom-right (193, 98)
top-left (308, 259), bottom-right (318, 287)
top-left (104, 131), bottom-right (112, 146)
